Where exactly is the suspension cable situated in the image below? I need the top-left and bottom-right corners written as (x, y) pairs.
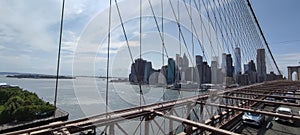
top-left (168, 0), bottom-right (196, 68)
top-left (105, 0), bottom-right (112, 115)
top-left (147, 0), bottom-right (170, 58)
top-left (114, 0), bottom-right (146, 104)
top-left (245, 0), bottom-right (281, 75)
top-left (54, 0), bottom-right (65, 110)
top-left (139, 0), bottom-right (143, 134)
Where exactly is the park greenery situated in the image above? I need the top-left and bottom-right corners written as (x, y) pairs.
top-left (0, 86), bottom-right (55, 124)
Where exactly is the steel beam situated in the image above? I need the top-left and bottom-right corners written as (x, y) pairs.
top-left (222, 95), bottom-right (300, 107)
top-left (197, 102), bottom-right (300, 121)
top-left (235, 89), bottom-right (300, 95)
top-left (154, 111), bottom-right (240, 135)
top-left (228, 91), bottom-right (300, 100)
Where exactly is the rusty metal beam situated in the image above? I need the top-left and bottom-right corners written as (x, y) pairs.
top-left (222, 95), bottom-right (300, 107)
top-left (235, 89), bottom-right (300, 95)
top-left (153, 111), bottom-right (240, 135)
top-left (197, 102), bottom-right (300, 121)
top-left (228, 91), bottom-right (300, 100)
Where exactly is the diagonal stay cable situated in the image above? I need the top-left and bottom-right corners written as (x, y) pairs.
top-left (168, 0), bottom-right (196, 69)
top-left (245, 0), bottom-right (281, 74)
top-left (193, 0), bottom-right (218, 61)
top-left (146, 0), bottom-right (170, 59)
top-left (202, 0), bottom-right (230, 56)
top-left (114, 0), bottom-right (146, 104)
top-left (241, 0), bottom-right (274, 72)
top-left (183, 0), bottom-right (208, 61)
top-left (223, 0), bottom-right (247, 60)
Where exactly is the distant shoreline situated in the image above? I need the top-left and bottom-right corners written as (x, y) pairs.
top-left (6, 74), bottom-right (75, 79)
top-left (0, 72), bottom-right (129, 79)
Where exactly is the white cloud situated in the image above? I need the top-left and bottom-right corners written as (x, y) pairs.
top-left (0, 0), bottom-right (61, 51)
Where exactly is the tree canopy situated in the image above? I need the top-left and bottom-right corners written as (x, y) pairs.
top-left (0, 87), bottom-right (55, 124)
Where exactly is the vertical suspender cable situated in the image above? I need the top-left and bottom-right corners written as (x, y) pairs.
top-left (114, 0), bottom-right (146, 104)
top-left (178, 0), bottom-right (181, 56)
top-left (139, 0), bottom-right (142, 134)
top-left (106, 0), bottom-right (112, 114)
top-left (190, 0), bottom-right (194, 59)
top-left (161, 0), bottom-right (166, 132)
top-left (139, 0), bottom-right (142, 109)
top-left (147, 0), bottom-right (170, 58)
top-left (161, 0), bottom-right (164, 66)
top-left (54, 0), bottom-right (65, 110)
top-left (139, 0), bottom-right (142, 60)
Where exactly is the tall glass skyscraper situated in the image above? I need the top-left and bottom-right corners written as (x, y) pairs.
top-left (234, 47), bottom-right (241, 74)
top-left (167, 58), bottom-right (176, 84)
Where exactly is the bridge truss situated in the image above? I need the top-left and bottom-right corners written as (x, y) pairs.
top-left (7, 80), bottom-right (300, 135)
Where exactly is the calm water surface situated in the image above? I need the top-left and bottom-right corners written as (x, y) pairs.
top-left (0, 75), bottom-right (204, 120)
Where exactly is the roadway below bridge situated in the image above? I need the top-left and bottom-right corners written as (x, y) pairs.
top-left (232, 90), bottom-right (300, 135)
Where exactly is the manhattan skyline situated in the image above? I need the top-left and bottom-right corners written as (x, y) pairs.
top-left (0, 0), bottom-right (299, 77)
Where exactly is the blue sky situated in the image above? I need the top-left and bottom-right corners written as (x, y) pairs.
top-left (0, 0), bottom-right (299, 77)
top-left (250, 0), bottom-right (300, 76)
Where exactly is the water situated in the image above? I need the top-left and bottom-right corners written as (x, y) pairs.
top-left (0, 75), bottom-right (204, 120)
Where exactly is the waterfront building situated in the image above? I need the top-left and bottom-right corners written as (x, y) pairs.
top-left (149, 70), bottom-right (160, 85)
top-left (143, 62), bottom-right (152, 84)
top-left (159, 65), bottom-right (168, 84)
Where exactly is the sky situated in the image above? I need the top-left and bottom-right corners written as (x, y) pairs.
top-left (0, 0), bottom-right (299, 77)
top-left (250, 0), bottom-right (300, 76)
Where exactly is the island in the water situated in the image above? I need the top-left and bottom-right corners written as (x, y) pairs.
top-left (6, 74), bottom-right (75, 79)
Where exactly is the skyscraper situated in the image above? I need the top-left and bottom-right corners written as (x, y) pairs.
top-left (234, 47), bottom-right (241, 74)
top-left (175, 54), bottom-right (182, 69)
top-left (226, 54), bottom-right (234, 77)
top-left (196, 55), bottom-right (203, 66)
top-left (221, 53), bottom-right (227, 73)
top-left (143, 62), bottom-right (152, 84)
top-left (211, 60), bottom-right (218, 84)
top-left (167, 58), bottom-right (176, 84)
top-left (203, 62), bottom-right (211, 83)
top-left (245, 60), bottom-right (257, 84)
top-left (182, 53), bottom-right (189, 70)
top-left (159, 65), bottom-right (168, 84)
top-left (256, 49), bottom-right (266, 82)
top-left (129, 58), bottom-right (146, 84)
top-left (195, 55), bottom-right (203, 84)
